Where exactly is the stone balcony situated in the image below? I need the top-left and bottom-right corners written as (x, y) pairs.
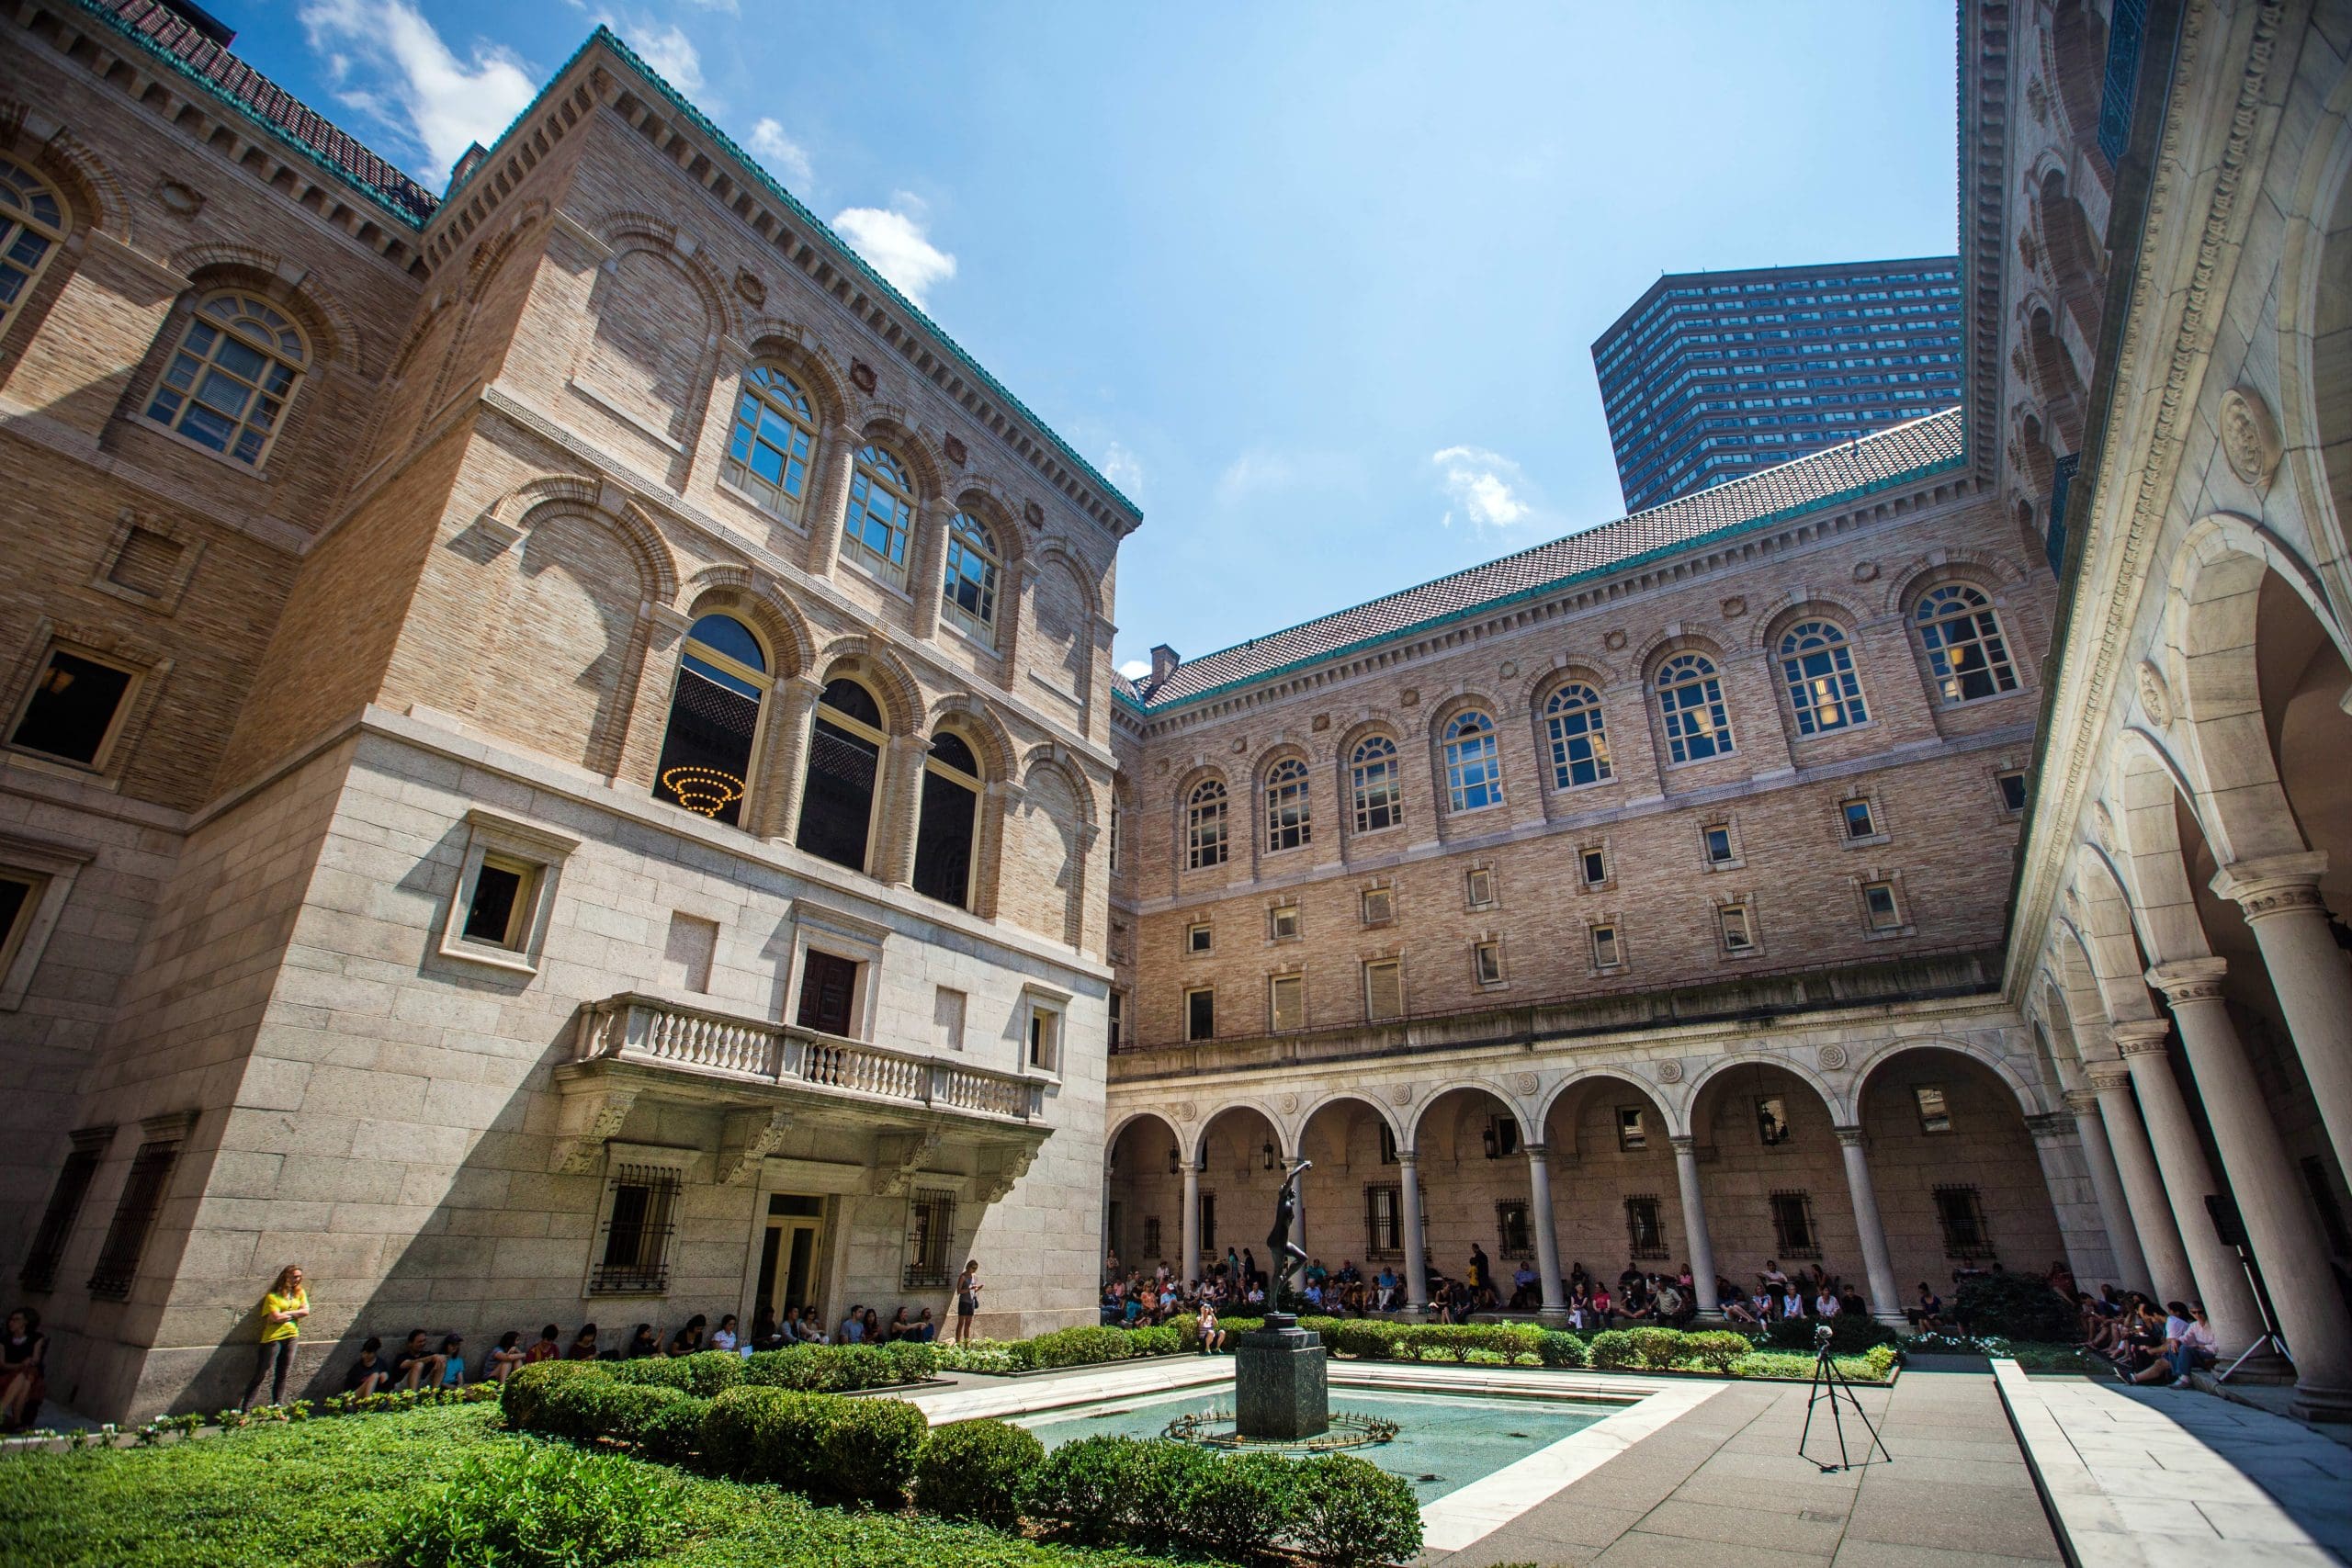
top-left (552, 992), bottom-right (1050, 1184)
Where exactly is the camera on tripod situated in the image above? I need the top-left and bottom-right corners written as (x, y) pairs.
top-left (1815, 1323), bottom-right (1835, 1353)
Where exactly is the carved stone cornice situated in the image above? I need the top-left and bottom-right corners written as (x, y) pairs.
top-left (1832, 1124), bottom-right (1866, 1150)
top-left (2024, 1112), bottom-right (2074, 1142)
top-left (716, 1107), bottom-right (794, 1186)
top-left (2063, 1089), bottom-right (2101, 1116)
top-left (2109, 1020), bottom-right (2173, 1056)
top-left (2145, 957), bottom-right (2227, 1005)
top-left (2208, 852), bottom-right (2328, 920)
top-left (2086, 1065), bottom-right (2134, 1093)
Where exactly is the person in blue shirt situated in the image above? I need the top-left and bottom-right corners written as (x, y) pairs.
top-left (437, 1334), bottom-right (467, 1386)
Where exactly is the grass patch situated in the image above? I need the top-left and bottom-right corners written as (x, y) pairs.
top-left (0, 1404), bottom-right (1200, 1568)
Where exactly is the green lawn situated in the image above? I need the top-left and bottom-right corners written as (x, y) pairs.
top-left (0, 1404), bottom-right (1200, 1568)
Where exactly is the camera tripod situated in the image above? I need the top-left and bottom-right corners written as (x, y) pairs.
top-left (1798, 1332), bottom-right (1893, 1474)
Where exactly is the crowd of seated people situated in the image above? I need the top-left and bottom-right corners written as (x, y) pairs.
top-left (2078, 1289), bottom-right (2216, 1386)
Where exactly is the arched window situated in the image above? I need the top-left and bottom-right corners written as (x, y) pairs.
top-left (797, 678), bottom-right (886, 873)
top-left (723, 364), bottom-right (818, 521)
top-left (941, 512), bottom-right (1001, 640)
top-left (912, 730), bottom-right (981, 909)
top-left (1656, 653), bottom-right (1734, 763)
top-left (1914, 584), bottom-right (2019, 704)
top-left (843, 444), bottom-right (915, 579)
top-left (1441, 709), bottom-right (1503, 812)
top-left (0, 157), bottom-right (68, 340)
top-left (1350, 736), bottom-right (1401, 833)
top-left (652, 615), bottom-right (769, 828)
top-left (145, 292), bottom-right (308, 467)
top-left (1186, 779), bottom-right (1227, 870)
top-left (1778, 621), bottom-right (1869, 735)
top-left (1542, 682), bottom-right (1612, 789)
top-left (1264, 758), bottom-right (1310, 852)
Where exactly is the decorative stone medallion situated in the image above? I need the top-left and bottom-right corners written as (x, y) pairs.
top-left (1172, 1101), bottom-right (1197, 1122)
top-left (1510, 1071), bottom-right (1539, 1096)
top-left (157, 179), bottom-right (205, 215)
top-left (1230, 738), bottom-right (1248, 753)
top-left (1399, 688), bottom-right (1420, 706)
top-left (1498, 659), bottom-right (1519, 680)
top-left (1023, 500), bottom-right (1046, 527)
top-left (2135, 660), bottom-right (2173, 727)
top-left (731, 267), bottom-right (765, 307)
top-left (1385, 1083), bottom-right (1413, 1106)
top-left (850, 360), bottom-right (878, 394)
top-left (1852, 560), bottom-right (1880, 583)
top-left (1311, 714), bottom-right (1330, 732)
top-left (1277, 1092), bottom-right (1300, 1114)
top-left (1604, 629), bottom-right (1628, 651)
top-left (1816, 1043), bottom-right (1850, 1070)
top-left (1721, 595), bottom-right (1747, 619)
top-left (2219, 384), bottom-right (2282, 491)
top-left (944, 434), bottom-right (968, 467)
top-left (1657, 1059), bottom-right (1685, 1084)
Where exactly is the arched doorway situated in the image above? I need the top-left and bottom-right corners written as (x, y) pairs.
top-left (1103, 1112), bottom-right (1182, 1278)
top-left (1412, 1085), bottom-right (1532, 1300)
top-left (1541, 1075), bottom-right (1679, 1288)
top-left (1295, 1096), bottom-right (1406, 1283)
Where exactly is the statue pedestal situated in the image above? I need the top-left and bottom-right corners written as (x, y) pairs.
top-left (1235, 1315), bottom-right (1329, 1440)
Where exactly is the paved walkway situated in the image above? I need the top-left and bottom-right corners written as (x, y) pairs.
top-left (1993, 1361), bottom-right (2352, 1566)
top-left (1430, 1367), bottom-right (2059, 1568)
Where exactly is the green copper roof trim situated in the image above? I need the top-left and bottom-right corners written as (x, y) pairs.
top-left (458, 25), bottom-right (1140, 523)
top-left (1117, 447), bottom-right (1967, 717)
top-left (71, 0), bottom-right (435, 229)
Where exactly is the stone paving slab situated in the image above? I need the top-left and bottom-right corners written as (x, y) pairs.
top-left (1989, 1359), bottom-right (2351, 1567)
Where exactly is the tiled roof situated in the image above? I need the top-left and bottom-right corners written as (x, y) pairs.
top-left (1122, 407), bottom-right (1964, 713)
top-left (79, 0), bottom-right (441, 224)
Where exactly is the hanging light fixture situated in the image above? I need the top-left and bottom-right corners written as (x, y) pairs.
top-left (1261, 1140), bottom-right (1278, 1171)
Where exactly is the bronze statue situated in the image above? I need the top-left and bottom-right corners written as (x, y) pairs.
top-left (1266, 1157), bottom-right (1312, 1308)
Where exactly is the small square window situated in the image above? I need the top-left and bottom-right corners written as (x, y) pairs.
top-left (1363, 958), bottom-right (1403, 1021)
top-left (1914, 1084), bottom-right (1952, 1133)
top-left (1590, 922), bottom-right (1622, 968)
top-left (1361, 886), bottom-right (1395, 926)
top-left (1465, 867), bottom-right (1496, 908)
top-left (437, 809), bottom-right (576, 976)
top-left (1484, 1114), bottom-right (1521, 1158)
top-left (1581, 848), bottom-right (1609, 887)
top-left (10, 647), bottom-right (139, 769)
top-left (1862, 881), bottom-right (1902, 930)
top-left (1756, 1095), bottom-right (1791, 1145)
top-left (1703, 825), bottom-right (1736, 865)
top-left (1027, 1004), bottom-right (1062, 1072)
top-left (1718, 904), bottom-right (1756, 953)
top-left (1186, 920), bottom-right (1213, 955)
top-left (1269, 973), bottom-right (1305, 1032)
top-left (461, 855), bottom-right (537, 949)
top-left (1474, 941), bottom-right (1504, 986)
top-left (1269, 904), bottom-right (1300, 941)
top-left (1617, 1106), bottom-right (1647, 1151)
top-left (1185, 987), bottom-right (1216, 1042)
top-left (1842, 799), bottom-right (1878, 840)
top-left (1996, 770), bottom-right (2028, 813)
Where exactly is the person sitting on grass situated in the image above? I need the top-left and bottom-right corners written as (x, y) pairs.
top-left (437, 1335), bottom-right (468, 1386)
top-left (1197, 1300), bottom-right (1227, 1355)
top-left (567, 1323), bottom-right (600, 1359)
top-left (342, 1337), bottom-right (393, 1396)
top-left (2, 1307), bottom-right (49, 1431)
top-left (486, 1331), bottom-right (526, 1382)
top-left (524, 1325), bottom-right (561, 1366)
top-left (392, 1329), bottom-right (447, 1389)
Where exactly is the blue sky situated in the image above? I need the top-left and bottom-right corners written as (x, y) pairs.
top-left (253, 1), bottom-right (1957, 674)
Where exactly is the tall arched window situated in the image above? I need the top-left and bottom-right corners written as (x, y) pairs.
top-left (723, 364), bottom-right (818, 521)
top-left (653, 615), bottom-right (769, 828)
top-left (1779, 621), bottom-right (1869, 735)
top-left (843, 444), bottom-right (916, 580)
top-left (0, 157), bottom-right (67, 341)
top-left (797, 678), bottom-right (887, 873)
top-left (941, 512), bottom-right (1001, 641)
top-left (145, 292), bottom-right (308, 467)
top-left (1186, 779), bottom-right (1227, 870)
top-left (1543, 682), bottom-right (1612, 789)
top-left (1656, 653), bottom-right (1734, 763)
top-left (1264, 758), bottom-right (1310, 852)
top-left (1915, 584), bottom-right (2019, 704)
top-left (913, 730), bottom-right (981, 909)
top-left (1350, 736), bottom-right (1401, 833)
top-left (1441, 709), bottom-right (1503, 812)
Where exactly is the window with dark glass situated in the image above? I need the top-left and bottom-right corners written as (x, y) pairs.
top-left (1185, 986), bottom-right (1216, 1042)
top-left (0, 871), bottom-right (39, 976)
top-left (653, 615), bottom-right (768, 828)
top-left (1997, 770), bottom-right (2029, 813)
top-left (591, 1165), bottom-right (680, 1293)
top-left (11, 648), bottom-right (135, 767)
top-left (904, 1189), bottom-right (957, 1287)
top-left (1365, 1183), bottom-right (1403, 1257)
top-left (1497, 1199), bottom-right (1532, 1259)
top-left (1770, 1190), bottom-right (1819, 1258)
top-left (88, 1136), bottom-right (179, 1300)
top-left (796, 679), bottom-right (885, 872)
top-left (912, 731), bottom-right (980, 909)
top-left (1581, 848), bottom-right (1609, 887)
top-left (1624, 1194), bottom-right (1668, 1258)
top-left (1933, 1185), bottom-right (1990, 1258)
top-left (796, 950), bottom-right (859, 1036)
top-left (18, 1134), bottom-right (102, 1292)
top-left (1843, 799), bottom-right (1879, 840)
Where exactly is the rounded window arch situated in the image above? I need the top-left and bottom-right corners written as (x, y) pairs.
top-left (1185, 777), bottom-right (1228, 870)
top-left (1349, 734), bottom-right (1403, 833)
top-left (0, 156), bottom-right (69, 342)
top-left (797, 677), bottom-right (888, 874)
top-left (1913, 583), bottom-right (2018, 705)
top-left (1778, 619), bottom-right (1869, 735)
top-left (1440, 707), bottom-right (1504, 813)
top-left (1655, 652), bottom-right (1735, 763)
top-left (723, 363), bottom-right (819, 522)
top-left (653, 614), bottom-right (770, 828)
top-left (843, 444), bottom-right (916, 579)
top-left (1542, 681), bottom-right (1612, 789)
top-left (912, 728), bottom-right (983, 909)
top-left (145, 291), bottom-right (310, 467)
top-left (941, 511), bottom-right (1002, 642)
top-left (1263, 757), bottom-right (1311, 853)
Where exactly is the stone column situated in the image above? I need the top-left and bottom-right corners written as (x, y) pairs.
top-left (2210, 853), bottom-right (2352, 1190)
top-left (2023, 1111), bottom-right (2113, 1291)
top-left (1399, 1153), bottom-right (1430, 1313)
top-left (1525, 1143), bottom-right (1567, 1319)
top-left (910, 498), bottom-right (947, 642)
top-left (875, 733), bottom-right (928, 886)
top-left (755, 674), bottom-right (825, 843)
top-left (2109, 1021), bottom-right (2265, 1354)
top-left (2148, 960), bottom-right (2352, 1418)
top-left (800, 422), bottom-right (860, 579)
top-left (1180, 1160), bottom-right (1202, 1287)
top-left (1669, 1135), bottom-right (1721, 1317)
top-left (2063, 1089), bottom-right (2151, 1292)
top-left (1832, 1125), bottom-right (1905, 1326)
top-left (2086, 1064), bottom-right (2196, 1303)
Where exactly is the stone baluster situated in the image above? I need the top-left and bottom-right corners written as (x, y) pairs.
top-left (1399, 1152), bottom-right (1430, 1314)
top-left (2062, 1088), bottom-right (2151, 1292)
top-left (1670, 1135), bottom-right (1721, 1318)
top-left (1831, 1125), bottom-right (1905, 1325)
top-left (1525, 1143), bottom-right (1568, 1319)
top-left (2209, 853), bottom-right (2352, 1191)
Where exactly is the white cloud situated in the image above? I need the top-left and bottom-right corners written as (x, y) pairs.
top-left (1117, 659), bottom-right (1153, 681)
top-left (745, 118), bottom-right (814, 187)
top-left (1211, 447), bottom-right (1360, 507)
top-left (1431, 445), bottom-right (1545, 537)
top-left (600, 16), bottom-right (705, 94)
top-left (831, 201), bottom-right (957, 307)
top-left (300, 0), bottom-right (538, 183)
top-left (1099, 441), bottom-right (1144, 496)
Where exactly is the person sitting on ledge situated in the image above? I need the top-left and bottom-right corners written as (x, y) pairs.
top-left (1510, 1261), bottom-right (1540, 1311)
top-left (436, 1335), bottom-right (468, 1387)
top-left (1914, 1282), bottom-right (1945, 1331)
top-left (524, 1325), bottom-right (561, 1366)
top-left (342, 1336), bottom-right (392, 1396)
top-left (709, 1314), bottom-right (740, 1353)
top-left (1197, 1300), bottom-right (1227, 1355)
top-left (486, 1331), bottom-right (526, 1383)
top-left (1721, 1286), bottom-right (1760, 1326)
top-left (838, 1305), bottom-right (865, 1343)
top-left (913, 1307), bottom-right (938, 1342)
top-left (1778, 1282), bottom-right (1807, 1319)
top-left (567, 1324), bottom-right (600, 1360)
top-left (668, 1315), bottom-right (707, 1357)
top-left (392, 1329), bottom-right (447, 1389)
top-left (1814, 1288), bottom-right (1842, 1318)
top-left (1589, 1282), bottom-right (1612, 1328)
top-left (624, 1324), bottom-right (659, 1359)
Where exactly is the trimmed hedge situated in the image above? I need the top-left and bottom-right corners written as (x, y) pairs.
top-left (1952, 1271), bottom-right (2079, 1341)
top-left (911, 1419), bottom-right (1044, 1529)
top-left (500, 1360), bottom-right (605, 1432)
top-left (741, 1341), bottom-right (936, 1392)
top-left (1760, 1314), bottom-right (1898, 1354)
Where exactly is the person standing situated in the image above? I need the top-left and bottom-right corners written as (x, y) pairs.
top-left (241, 1265), bottom-right (309, 1410)
top-left (955, 1259), bottom-right (982, 1345)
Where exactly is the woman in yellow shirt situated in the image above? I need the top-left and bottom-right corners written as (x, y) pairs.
top-left (241, 1264), bottom-right (308, 1410)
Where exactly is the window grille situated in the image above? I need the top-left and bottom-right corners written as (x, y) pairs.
top-left (1496, 1200), bottom-right (1533, 1260)
top-left (20, 1135), bottom-right (103, 1292)
top-left (590, 1165), bottom-right (681, 1294)
top-left (1769, 1190), bottom-right (1820, 1259)
top-left (88, 1137), bottom-right (180, 1300)
top-left (1933, 1185), bottom-right (1994, 1260)
top-left (1142, 1215), bottom-right (1162, 1258)
top-left (903, 1189), bottom-right (957, 1288)
top-left (1623, 1194), bottom-right (1668, 1259)
top-left (1364, 1183), bottom-right (1403, 1258)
